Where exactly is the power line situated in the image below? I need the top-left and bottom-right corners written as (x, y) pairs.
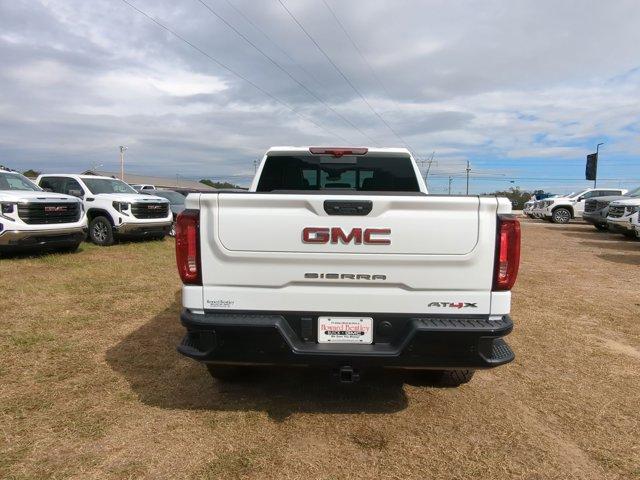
top-left (319, 0), bottom-right (423, 159)
top-left (222, 0), bottom-right (325, 91)
top-left (195, 0), bottom-right (377, 145)
top-left (428, 175), bottom-right (640, 182)
top-left (119, 0), bottom-right (348, 143)
top-left (276, 0), bottom-right (415, 150)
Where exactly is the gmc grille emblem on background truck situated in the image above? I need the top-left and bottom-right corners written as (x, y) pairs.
top-left (44, 206), bottom-right (67, 212)
top-left (302, 227), bottom-right (391, 245)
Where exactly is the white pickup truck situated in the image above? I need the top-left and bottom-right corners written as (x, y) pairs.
top-left (36, 174), bottom-right (172, 246)
top-left (0, 168), bottom-right (86, 254)
top-left (175, 147), bottom-right (520, 385)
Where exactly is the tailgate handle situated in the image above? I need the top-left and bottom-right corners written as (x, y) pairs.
top-left (323, 200), bottom-right (372, 216)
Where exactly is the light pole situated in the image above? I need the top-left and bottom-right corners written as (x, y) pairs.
top-left (119, 146), bottom-right (128, 181)
top-left (594, 142), bottom-right (604, 188)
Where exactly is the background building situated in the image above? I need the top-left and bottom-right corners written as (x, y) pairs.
top-left (81, 169), bottom-right (216, 191)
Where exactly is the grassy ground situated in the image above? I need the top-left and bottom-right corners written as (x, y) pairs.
top-left (1, 221), bottom-right (639, 480)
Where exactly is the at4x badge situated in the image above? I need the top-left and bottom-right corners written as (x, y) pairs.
top-left (428, 302), bottom-right (478, 309)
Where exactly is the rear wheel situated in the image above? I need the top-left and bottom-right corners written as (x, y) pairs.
top-left (89, 216), bottom-right (114, 246)
top-left (594, 223), bottom-right (608, 231)
top-left (551, 208), bottom-right (571, 224)
top-left (433, 369), bottom-right (475, 387)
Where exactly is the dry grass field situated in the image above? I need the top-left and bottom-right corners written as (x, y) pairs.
top-left (1, 219), bottom-right (639, 480)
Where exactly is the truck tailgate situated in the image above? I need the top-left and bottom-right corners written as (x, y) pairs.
top-left (216, 194), bottom-right (479, 255)
top-left (197, 193), bottom-right (502, 314)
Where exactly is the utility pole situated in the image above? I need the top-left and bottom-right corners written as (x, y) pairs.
top-left (119, 146), bottom-right (128, 181)
top-left (424, 151), bottom-right (436, 182)
top-left (448, 176), bottom-right (453, 195)
top-left (594, 142), bottom-right (604, 188)
top-left (465, 160), bottom-right (471, 195)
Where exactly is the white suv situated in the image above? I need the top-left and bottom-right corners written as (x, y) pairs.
top-left (538, 188), bottom-right (627, 224)
top-left (37, 174), bottom-right (172, 246)
top-left (0, 168), bottom-right (86, 253)
top-left (606, 198), bottom-right (640, 239)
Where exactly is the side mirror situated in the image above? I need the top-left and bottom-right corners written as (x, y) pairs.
top-left (68, 189), bottom-right (83, 198)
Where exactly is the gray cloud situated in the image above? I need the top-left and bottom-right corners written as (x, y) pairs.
top-left (0, 0), bottom-right (639, 188)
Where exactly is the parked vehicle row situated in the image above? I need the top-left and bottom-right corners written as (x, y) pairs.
top-left (528, 188), bottom-right (627, 224)
top-left (0, 167), bottom-right (186, 255)
top-left (523, 185), bottom-right (640, 239)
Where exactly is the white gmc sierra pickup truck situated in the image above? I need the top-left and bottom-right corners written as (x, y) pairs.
top-left (175, 147), bottom-right (520, 385)
top-left (1, 168), bottom-right (86, 254)
top-left (36, 174), bottom-right (172, 246)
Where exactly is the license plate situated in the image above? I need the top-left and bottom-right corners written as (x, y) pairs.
top-left (317, 317), bottom-right (373, 344)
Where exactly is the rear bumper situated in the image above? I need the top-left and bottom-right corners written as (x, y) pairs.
top-left (178, 309), bottom-right (514, 370)
top-left (0, 226), bottom-right (86, 248)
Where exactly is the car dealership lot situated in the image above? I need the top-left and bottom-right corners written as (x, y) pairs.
top-left (1, 220), bottom-right (638, 480)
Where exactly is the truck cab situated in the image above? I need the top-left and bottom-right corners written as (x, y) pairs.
top-left (0, 168), bottom-right (86, 253)
top-left (174, 147), bottom-right (521, 385)
top-left (36, 174), bottom-right (172, 246)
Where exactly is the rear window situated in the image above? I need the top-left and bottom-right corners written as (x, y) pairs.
top-left (256, 155), bottom-right (419, 192)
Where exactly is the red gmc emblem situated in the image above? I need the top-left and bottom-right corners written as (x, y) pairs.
top-left (44, 206), bottom-right (67, 212)
top-left (302, 227), bottom-right (391, 245)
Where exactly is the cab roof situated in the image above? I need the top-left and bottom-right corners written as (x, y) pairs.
top-left (266, 146), bottom-right (412, 156)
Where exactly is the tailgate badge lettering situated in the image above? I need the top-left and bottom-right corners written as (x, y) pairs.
top-left (428, 302), bottom-right (478, 309)
top-left (302, 227), bottom-right (391, 245)
top-left (305, 273), bottom-right (387, 281)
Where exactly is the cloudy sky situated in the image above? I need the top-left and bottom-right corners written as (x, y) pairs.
top-left (1, 0), bottom-right (639, 193)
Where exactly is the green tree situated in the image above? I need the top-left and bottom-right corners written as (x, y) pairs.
top-left (484, 187), bottom-right (533, 209)
top-left (22, 169), bottom-right (41, 178)
top-left (200, 179), bottom-right (242, 189)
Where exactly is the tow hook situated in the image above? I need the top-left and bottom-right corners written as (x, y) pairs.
top-left (336, 365), bottom-right (360, 384)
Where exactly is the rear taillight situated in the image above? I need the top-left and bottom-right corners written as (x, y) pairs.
top-left (175, 209), bottom-right (201, 285)
top-left (493, 215), bottom-right (521, 291)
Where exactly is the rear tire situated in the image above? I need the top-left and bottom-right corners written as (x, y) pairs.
top-left (551, 208), bottom-right (571, 224)
top-left (434, 369), bottom-right (475, 387)
top-left (89, 216), bottom-right (114, 246)
top-left (594, 223), bottom-right (608, 231)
